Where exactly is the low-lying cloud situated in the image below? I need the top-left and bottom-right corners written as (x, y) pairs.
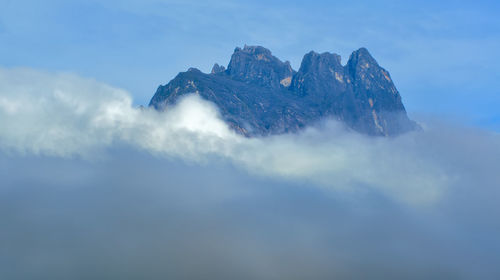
top-left (1, 67), bottom-right (500, 279)
top-left (0, 67), bottom-right (474, 205)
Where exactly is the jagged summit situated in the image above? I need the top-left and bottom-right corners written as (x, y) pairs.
top-left (149, 45), bottom-right (418, 136)
top-left (347, 47), bottom-right (378, 68)
top-left (234, 45), bottom-right (272, 55)
top-left (300, 51), bottom-right (342, 69)
top-left (226, 45), bottom-right (294, 89)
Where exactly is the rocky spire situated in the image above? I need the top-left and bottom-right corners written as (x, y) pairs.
top-left (344, 48), bottom-right (411, 135)
top-left (227, 45), bottom-right (294, 89)
top-left (346, 48), bottom-right (378, 71)
top-left (211, 63), bottom-right (226, 74)
top-left (291, 51), bottom-right (346, 97)
top-left (346, 48), bottom-right (406, 112)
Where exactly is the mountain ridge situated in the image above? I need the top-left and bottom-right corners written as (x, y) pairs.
top-left (149, 45), bottom-right (418, 136)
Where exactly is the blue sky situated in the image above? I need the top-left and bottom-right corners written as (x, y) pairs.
top-left (1, 0), bottom-right (499, 129)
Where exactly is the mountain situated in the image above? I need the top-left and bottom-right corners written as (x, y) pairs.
top-left (149, 45), bottom-right (418, 136)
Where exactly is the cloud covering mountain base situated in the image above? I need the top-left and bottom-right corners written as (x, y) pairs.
top-left (1, 68), bottom-right (500, 279)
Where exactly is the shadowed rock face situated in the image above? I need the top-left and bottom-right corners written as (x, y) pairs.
top-left (149, 45), bottom-right (418, 136)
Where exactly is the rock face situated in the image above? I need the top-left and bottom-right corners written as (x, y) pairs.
top-left (227, 46), bottom-right (295, 89)
top-left (149, 45), bottom-right (418, 136)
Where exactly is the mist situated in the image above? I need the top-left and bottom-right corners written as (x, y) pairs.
top-left (1, 67), bottom-right (500, 279)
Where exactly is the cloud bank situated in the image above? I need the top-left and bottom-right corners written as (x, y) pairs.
top-left (0, 67), bottom-right (473, 205)
top-left (1, 67), bottom-right (500, 279)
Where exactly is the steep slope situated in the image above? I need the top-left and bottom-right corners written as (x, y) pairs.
top-left (149, 45), bottom-right (418, 136)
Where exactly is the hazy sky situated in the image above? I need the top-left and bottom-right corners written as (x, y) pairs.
top-left (1, 0), bottom-right (499, 129)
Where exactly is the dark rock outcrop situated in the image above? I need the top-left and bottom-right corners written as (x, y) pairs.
top-left (149, 45), bottom-right (418, 136)
top-left (211, 63), bottom-right (225, 74)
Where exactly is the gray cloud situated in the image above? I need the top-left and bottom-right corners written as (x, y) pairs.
top-left (1, 68), bottom-right (500, 279)
top-left (1, 147), bottom-right (499, 279)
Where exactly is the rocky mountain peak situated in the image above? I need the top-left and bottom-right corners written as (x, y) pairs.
top-left (150, 45), bottom-right (418, 136)
top-left (238, 45), bottom-right (273, 56)
top-left (346, 48), bottom-right (380, 75)
top-left (227, 45), bottom-right (294, 89)
top-left (346, 48), bottom-right (399, 96)
top-left (291, 51), bottom-right (347, 98)
top-left (299, 51), bottom-right (342, 72)
top-left (211, 63), bottom-right (226, 74)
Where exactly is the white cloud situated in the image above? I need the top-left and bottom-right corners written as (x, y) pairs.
top-left (2, 67), bottom-right (497, 205)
